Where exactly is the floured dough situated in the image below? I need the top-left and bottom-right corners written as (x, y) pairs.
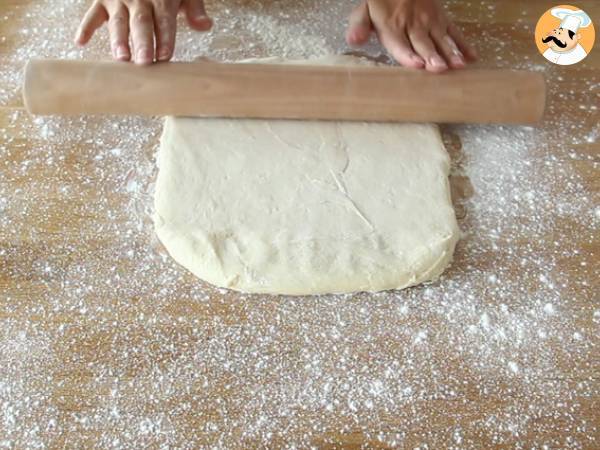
top-left (153, 55), bottom-right (459, 295)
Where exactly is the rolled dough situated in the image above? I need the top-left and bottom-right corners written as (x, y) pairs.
top-left (153, 56), bottom-right (459, 295)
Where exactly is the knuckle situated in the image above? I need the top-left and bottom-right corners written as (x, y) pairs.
top-left (156, 0), bottom-right (171, 11)
top-left (153, 0), bottom-right (172, 15)
top-left (385, 14), bottom-right (405, 30)
top-left (409, 12), bottom-right (434, 29)
top-left (110, 14), bottom-right (127, 26)
top-left (153, 2), bottom-right (168, 14)
top-left (156, 16), bottom-right (173, 31)
top-left (416, 12), bottom-right (430, 24)
top-left (132, 11), bottom-right (152, 23)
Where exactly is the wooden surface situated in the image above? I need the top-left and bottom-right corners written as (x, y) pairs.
top-left (1, 0), bottom-right (599, 448)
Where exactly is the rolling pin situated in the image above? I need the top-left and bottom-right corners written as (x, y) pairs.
top-left (23, 59), bottom-right (546, 124)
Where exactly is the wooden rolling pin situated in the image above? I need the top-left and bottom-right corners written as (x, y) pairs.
top-left (23, 59), bottom-right (546, 124)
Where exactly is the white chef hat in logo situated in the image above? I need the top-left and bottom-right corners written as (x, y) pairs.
top-left (551, 8), bottom-right (592, 33)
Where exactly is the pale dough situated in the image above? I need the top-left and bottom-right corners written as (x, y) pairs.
top-left (153, 56), bottom-right (459, 295)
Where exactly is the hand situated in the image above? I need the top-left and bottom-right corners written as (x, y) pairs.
top-left (346, 0), bottom-right (477, 72)
top-left (75, 0), bottom-right (212, 64)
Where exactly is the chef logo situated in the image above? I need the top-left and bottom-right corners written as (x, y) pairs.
top-left (535, 5), bottom-right (595, 65)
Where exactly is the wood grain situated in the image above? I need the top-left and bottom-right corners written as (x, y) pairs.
top-left (23, 59), bottom-right (546, 124)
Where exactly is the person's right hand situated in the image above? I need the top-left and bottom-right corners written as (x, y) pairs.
top-left (346, 0), bottom-right (477, 72)
top-left (75, 0), bottom-right (213, 64)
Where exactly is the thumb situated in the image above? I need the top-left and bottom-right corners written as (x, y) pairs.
top-left (346, 1), bottom-right (372, 47)
top-left (183, 0), bottom-right (213, 31)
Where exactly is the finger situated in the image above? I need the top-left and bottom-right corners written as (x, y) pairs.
top-left (183, 0), bottom-right (213, 31)
top-left (408, 29), bottom-right (447, 72)
top-left (107, 4), bottom-right (130, 61)
top-left (75, 2), bottom-right (108, 45)
top-left (432, 30), bottom-right (465, 69)
top-left (130, 2), bottom-right (155, 64)
top-left (377, 27), bottom-right (424, 69)
top-left (153, 2), bottom-right (177, 61)
top-left (448, 22), bottom-right (477, 61)
top-left (346, 1), bottom-right (372, 47)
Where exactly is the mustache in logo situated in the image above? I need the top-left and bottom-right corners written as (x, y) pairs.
top-left (542, 35), bottom-right (567, 48)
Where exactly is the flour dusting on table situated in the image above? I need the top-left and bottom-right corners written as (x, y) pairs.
top-left (0, 0), bottom-right (598, 448)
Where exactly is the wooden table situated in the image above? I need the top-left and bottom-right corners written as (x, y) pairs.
top-left (1, 0), bottom-right (598, 448)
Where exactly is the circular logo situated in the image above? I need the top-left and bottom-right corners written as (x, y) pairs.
top-left (535, 5), bottom-right (595, 65)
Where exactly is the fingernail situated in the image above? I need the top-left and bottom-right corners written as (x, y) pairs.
top-left (196, 15), bottom-right (212, 28)
top-left (429, 55), bottom-right (447, 68)
top-left (411, 54), bottom-right (425, 65)
top-left (451, 55), bottom-right (465, 67)
top-left (452, 47), bottom-right (464, 58)
top-left (158, 46), bottom-right (170, 61)
top-left (444, 35), bottom-right (460, 53)
top-left (116, 45), bottom-right (128, 59)
top-left (75, 31), bottom-right (86, 46)
top-left (451, 51), bottom-right (464, 64)
top-left (136, 48), bottom-right (151, 63)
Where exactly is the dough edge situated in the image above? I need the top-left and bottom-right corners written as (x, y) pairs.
top-left (153, 55), bottom-right (460, 296)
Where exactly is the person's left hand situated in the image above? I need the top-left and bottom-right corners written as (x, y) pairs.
top-left (346, 0), bottom-right (477, 72)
